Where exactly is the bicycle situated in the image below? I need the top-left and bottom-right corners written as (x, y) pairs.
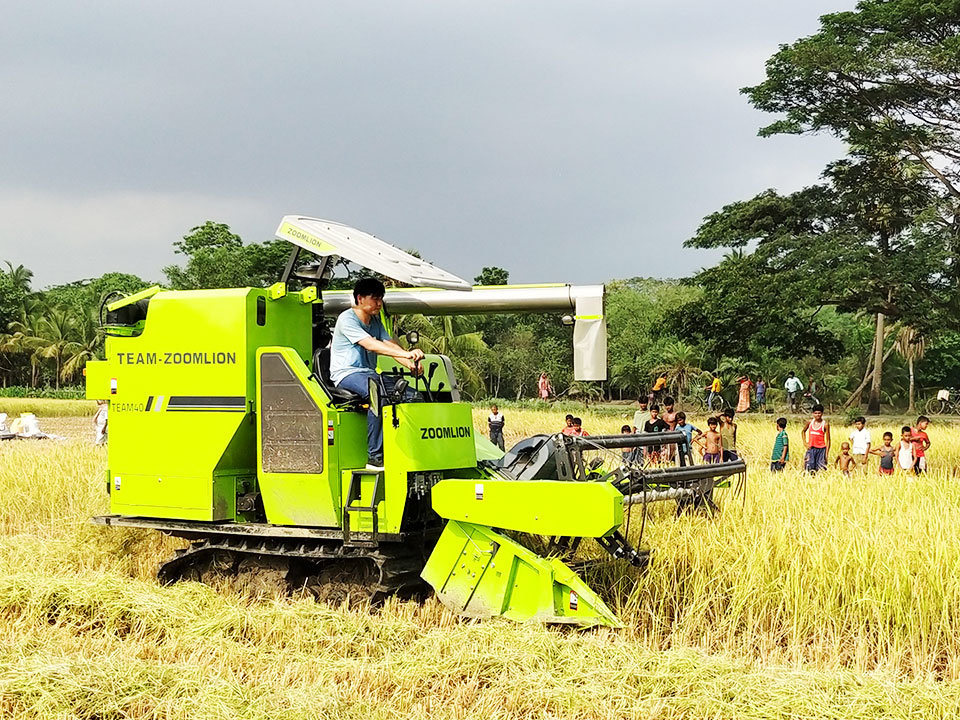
top-left (682, 389), bottom-right (725, 414)
top-left (924, 389), bottom-right (960, 415)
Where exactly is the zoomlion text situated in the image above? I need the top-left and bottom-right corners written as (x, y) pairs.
top-left (420, 426), bottom-right (472, 440)
top-left (116, 352), bottom-right (237, 365)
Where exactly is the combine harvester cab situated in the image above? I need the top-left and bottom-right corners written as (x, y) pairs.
top-left (86, 216), bottom-right (745, 628)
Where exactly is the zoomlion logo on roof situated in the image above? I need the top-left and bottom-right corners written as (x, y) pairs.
top-left (420, 426), bottom-right (472, 440)
top-left (278, 222), bottom-right (335, 253)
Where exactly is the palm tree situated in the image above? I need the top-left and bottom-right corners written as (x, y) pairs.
top-left (1, 301), bottom-right (46, 387)
top-left (894, 326), bottom-right (925, 413)
top-left (34, 307), bottom-right (78, 390)
top-left (61, 308), bottom-right (103, 383)
top-left (393, 314), bottom-right (489, 399)
top-left (4, 261), bottom-right (34, 298)
top-left (654, 340), bottom-right (706, 399)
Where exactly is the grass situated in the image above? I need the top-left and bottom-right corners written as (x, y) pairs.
top-left (3, 405), bottom-right (960, 717)
top-left (0, 397), bottom-right (97, 418)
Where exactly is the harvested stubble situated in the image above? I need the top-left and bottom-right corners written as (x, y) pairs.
top-left (2, 406), bottom-right (960, 718)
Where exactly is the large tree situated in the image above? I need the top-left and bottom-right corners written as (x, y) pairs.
top-left (689, 0), bottom-right (960, 411)
top-left (164, 221), bottom-right (290, 290)
top-left (744, 0), bottom-right (960, 276)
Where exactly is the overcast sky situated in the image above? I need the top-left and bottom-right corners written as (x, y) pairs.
top-left (0, 1), bottom-right (851, 290)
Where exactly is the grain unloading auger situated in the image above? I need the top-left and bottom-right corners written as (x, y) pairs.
top-left (85, 216), bottom-right (745, 627)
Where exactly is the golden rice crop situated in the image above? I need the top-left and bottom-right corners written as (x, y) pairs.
top-left (3, 404), bottom-right (960, 718)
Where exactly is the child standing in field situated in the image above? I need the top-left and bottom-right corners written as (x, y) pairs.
top-left (561, 414), bottom-right (576, 435)
top-left (720, 409), bottom-right (738, 461)
top-left (911, 415), bottom-right (931, 474)
top-left (801, 404), bottom-right (830, 473)
top-left (871, 432), bottom-right (896, 476)
top-left (572, 417), bottom-right (588, 437)
top-left (898, 426), bottom-right (916, 472)
top-left (699, 417), bottom-right (722, 463)
top-left (674, 412), bottom-right (701, 463)
top-left (849, 416), bottom-right (871, 471)
top-left (770, 417), bottom-right (789, 472)
top-left (835, 442), bottom-right (855, 476)
top-left (487, 404), bottom-right (505, 450)
top-left (642, 405), bottom-right (668, 463)
top-left (662, 397), bottom-right (678, 461)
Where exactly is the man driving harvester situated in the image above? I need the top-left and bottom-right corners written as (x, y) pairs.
top-left (330, 277), bottom-right (425, 468)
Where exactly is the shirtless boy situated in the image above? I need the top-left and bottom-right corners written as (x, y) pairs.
top-left (699, 417), bottom-right (722, 463)
top-left (835, 441), bottom-right (855, 476)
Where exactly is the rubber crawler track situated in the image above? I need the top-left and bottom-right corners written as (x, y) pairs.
top-left (158, 534), bottom-right (432, 602)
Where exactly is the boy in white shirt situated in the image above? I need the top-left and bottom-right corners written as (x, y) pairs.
top-left (849, 416), bottom-right (871, 469)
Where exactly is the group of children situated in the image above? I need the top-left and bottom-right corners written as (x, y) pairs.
top-left (621, 398), bottom-right (741, 465)
top-left (774, 409), bottom-right (932, 476)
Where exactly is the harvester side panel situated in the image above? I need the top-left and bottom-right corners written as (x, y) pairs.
top-left (86, 289), bottom-right (311, 521)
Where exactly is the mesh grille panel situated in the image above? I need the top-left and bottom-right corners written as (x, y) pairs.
top-left (260, 353), bottom-right (324, 474)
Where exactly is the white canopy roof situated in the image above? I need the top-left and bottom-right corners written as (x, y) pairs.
top-left (275, 216), bottom-right (471, 291)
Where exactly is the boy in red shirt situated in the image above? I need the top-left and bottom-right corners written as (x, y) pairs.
top-left (911, 415), bottom-right (931, 475)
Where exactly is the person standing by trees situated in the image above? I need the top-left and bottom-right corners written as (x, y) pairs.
top-left (755, 378), bottom-right (767, 412)
top-left (708, 375), bottom-right (722, 412)
top-left (801, 404), bottom-right (830, 474)
top-left (784, 372), bottom-right (804, 414)
top-left (537, 372), bottom-right (552, 401)
top-left (736, 376), bottom-right (752, 413)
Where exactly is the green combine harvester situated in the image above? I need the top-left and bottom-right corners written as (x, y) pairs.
top-left (86, 216), bottom-right (745, 627)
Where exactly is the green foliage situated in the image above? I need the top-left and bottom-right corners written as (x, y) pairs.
top-left (474, 266), bottom-right (510, 286)
top-left (163, 222), bottom-right (290, 290)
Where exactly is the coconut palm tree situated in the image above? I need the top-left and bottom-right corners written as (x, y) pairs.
top-left (392, 314), bottom-right (489, 399)
top-left (894, 325), bottom-right (925, 413)
top-left (34, 307), bottom-right (78, 390)
top-left (654, 340), bottom-right (706, 400)
top-left (61, 308), bottom-right (103, 383)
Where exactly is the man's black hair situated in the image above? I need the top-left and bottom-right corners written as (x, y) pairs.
top-left (812, 404), bottom-right (824, 413)
top-left (855, 416), bottom-right (866, 424)
top-left (664, 396), bottom-right (675, 406)
top-left (565, 414), bottom-right (574, 421)
top-left (917, 415), bottom-right (930, 423)
top-left (573, 417), bottom-right (583, 426)
top-left (676, 411), bottom-right (686, 421)
top-left (883, 431), bottom-right (893, 439)
top-left (776, 417), bottom-right (787, 429)
top-left (707, 416), bottom-right (719, 426)
top-left (620, 424), bottom-right (632, 433)
top-left (722, 408), bottom-right (734, 418)
top-left (650, 404), bottom-right (660, 412)
top-left (787, 371), bottom-right (795, 377)
top-left (901, 425), bottom-right (912, 434)
top-left (353, 277), bottom-right (386, 303)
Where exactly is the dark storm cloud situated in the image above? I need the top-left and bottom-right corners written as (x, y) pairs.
top-left (0, 1), bottom-right (849, 288)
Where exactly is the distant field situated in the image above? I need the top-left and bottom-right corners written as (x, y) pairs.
top-left (2, 405), bottom-right (960, 718)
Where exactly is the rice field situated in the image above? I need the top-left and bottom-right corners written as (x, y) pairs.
top-left (3, 402), bottom-right (960, 718)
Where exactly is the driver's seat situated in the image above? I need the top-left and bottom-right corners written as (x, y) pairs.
top-left (312, 347), bottom-right (367, 409)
